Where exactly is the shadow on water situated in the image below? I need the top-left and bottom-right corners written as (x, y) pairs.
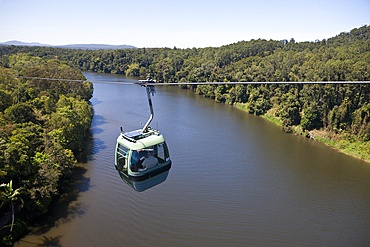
top-left (92, 128), bottom-right (104, 135)
top-left (91, 114), bottom-right (107, 128)
top-left (25, 165), bottom-right (91, 236)
top-left (90, 114), bottom-right (108, 157)
top-left (17, 235), bottom-right (63, 247)
top-left (90, 97), bottom-right (103, 106)
top-left (14, 165), bottom-right (92, 246)
top-left (78, 114), bottom-right (107, 163)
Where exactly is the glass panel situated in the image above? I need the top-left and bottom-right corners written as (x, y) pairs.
top-left (130, 142), bottom-right (170, 171)
top-left (156, 143), bottom-right (166, 163)
top-left (117, 144), bottom-right (128, 170)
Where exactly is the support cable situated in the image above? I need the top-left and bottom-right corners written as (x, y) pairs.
top-left (0, 74), bottom-right (369, 85)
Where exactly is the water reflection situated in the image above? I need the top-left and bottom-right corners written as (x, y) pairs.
top-left (17, 235), bottom-right (63, 247)
top-left (117, 169), bottom-right (170, 192)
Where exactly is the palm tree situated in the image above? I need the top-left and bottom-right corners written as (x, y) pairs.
top-left (0, 180), bottom-right (23, 232)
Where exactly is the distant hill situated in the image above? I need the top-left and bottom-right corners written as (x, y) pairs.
top-left (0, 40), bottom-right (136, 50)
top-left (57, 44), bottom-right (137, 50)
top-left (0, 40), bottom-right (48, 47)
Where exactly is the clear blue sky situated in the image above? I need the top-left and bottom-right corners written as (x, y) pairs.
top-left (1, 0), bottom-right (369, 48)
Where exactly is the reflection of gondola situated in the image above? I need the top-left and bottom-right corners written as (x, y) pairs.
top-left (119, 171), bottom-right (170, 192)
top-left (114, 77), bottom-right (171, 191)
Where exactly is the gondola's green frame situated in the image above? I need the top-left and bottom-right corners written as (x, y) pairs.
top-left (115, 127), bottom-right (171, 182)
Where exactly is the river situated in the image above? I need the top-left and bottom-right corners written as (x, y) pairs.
top-left (15, 72), bottom-right (370, 246)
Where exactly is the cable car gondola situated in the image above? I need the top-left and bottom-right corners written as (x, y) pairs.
top-left (114, 77), bottom-right (171, 192)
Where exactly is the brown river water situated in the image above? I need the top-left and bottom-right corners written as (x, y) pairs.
top-left (14, 72), bottom-right (370, 246)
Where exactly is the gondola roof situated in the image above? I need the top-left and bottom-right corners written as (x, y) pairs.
top-left (117, 128), bottom-right (165, 150)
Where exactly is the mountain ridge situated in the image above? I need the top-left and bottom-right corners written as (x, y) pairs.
top-left (0, 40), bottom-right (136, 50)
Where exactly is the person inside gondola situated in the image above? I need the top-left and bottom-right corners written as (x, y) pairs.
top-left (142, 149), bottom-right (159, 169)
top-left (130, 150), bottom-right (146, 172)
top-left (131, 150), bottom-right (139, 164)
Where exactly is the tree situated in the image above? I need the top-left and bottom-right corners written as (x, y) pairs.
top-left (0, 180), bottom-right (23, 232)
top-left (277, 92), bottom-right (301, 126)
top-left (301, 103), bottom-right (323, 130)
top-left (4, 103), bottom-right (36, 123)
top-left (0, 89), bottom-right (12, 112)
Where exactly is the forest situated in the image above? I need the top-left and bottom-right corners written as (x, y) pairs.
top-left (0, 55), bottom-right (93, 245)
top-left (0, 25), bottom-right (369, 244)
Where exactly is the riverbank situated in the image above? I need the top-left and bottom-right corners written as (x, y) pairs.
top-left (235, 103), bottom-right (370, 164)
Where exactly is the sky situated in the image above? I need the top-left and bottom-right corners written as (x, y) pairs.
top-left (0, 0), bottom-right (369, 48)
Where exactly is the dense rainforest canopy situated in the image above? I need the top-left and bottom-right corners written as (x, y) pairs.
top-left (0, 25), bottom-right (369, 244)
top-left (0, 55), bottom-right (93, 245)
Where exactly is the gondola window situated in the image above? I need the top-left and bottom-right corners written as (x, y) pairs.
top-left (117, 144), bottom-right (129, 170)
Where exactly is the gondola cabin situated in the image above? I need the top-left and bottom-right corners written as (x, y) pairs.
top-left (115, 127), bottom-right (171, 192)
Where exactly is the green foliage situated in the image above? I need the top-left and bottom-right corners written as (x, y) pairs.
top-left (301, 103), bottom-right (323, 130)
top-left (0, 89), bottom-right (12, 112)
top-left (49, 95), bottom-right (93, 153)
top-left (28, 144), bottom-right (76, 215)
top-left (0, 55), bottom-right (93, 243)
top-left (351, 102), bottom-right (370, 141)
top-left (247, 86), bottom-right (272, 115)
top-left (4, 103), bottom-right (36, 123)
top-left (0, 180), bottom-right (23, 208)
top-left (0, 180), bottom-right (24, 233)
